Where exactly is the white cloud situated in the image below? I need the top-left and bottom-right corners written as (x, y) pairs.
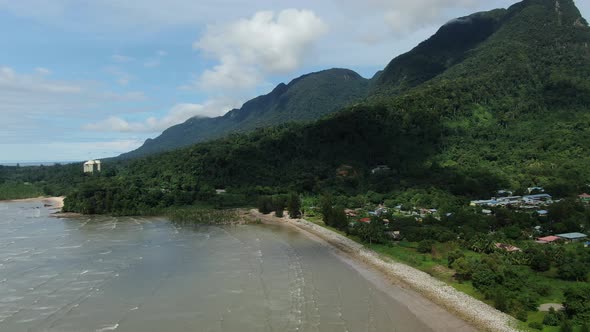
top-left (380, 0), bottom-right (478, 33)
top-left (194, 9), bottom-right (327, 90)
top-left (0, 140), bottom-right (145, 161)
top-left (0, 67), bottom-right (82, 94)
top-left (0, 67), bottom-right (147, 145)
top-left (104, 66), bottom-right (134, 86)
top-left (35, 67), bottom-right (52, 75)
top-left (111, 54), bottom-right (135, 63)
top-left (143, 59), bottom-right (161, 68)
top-left (83, 98), bottom-right (241, 133)
top-left (144, 50), bottom-right (168, 68)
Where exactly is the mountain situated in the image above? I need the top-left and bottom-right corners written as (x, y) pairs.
top-left (120, 68), bottom-right (369, 158)
top-left (372, 8), bottom-right (507, 95)
top-left (63, 0), bottom-right (590, 214)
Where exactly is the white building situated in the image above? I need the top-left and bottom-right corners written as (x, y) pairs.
top-left (84, 160), bottom-right (102, 173)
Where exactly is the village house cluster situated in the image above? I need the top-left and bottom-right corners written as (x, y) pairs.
top-left (470, 187), bottom-right (553, 210)
top-left (536, 232), bottom-right (588, 244)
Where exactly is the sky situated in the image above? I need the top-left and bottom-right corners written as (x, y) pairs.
top-left (0, 0), bottom-right (589, 162)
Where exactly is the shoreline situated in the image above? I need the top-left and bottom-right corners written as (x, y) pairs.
top-left (1, 196), bottom-right (65, 209)
top-left (0, 196), bottom-right (79, 217)
top-left (246, 209), bottom-right (519, 332)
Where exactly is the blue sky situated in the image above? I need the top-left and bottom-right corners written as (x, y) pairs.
top-left (0, 0), bottom-right (588, 162)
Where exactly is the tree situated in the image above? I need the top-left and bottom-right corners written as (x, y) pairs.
top-left (493, 290), bottom-right (509, 312)
top-left (320, 194), bottom-right (334, 226)
top-left (355, 218), bottom-right (386, 244)
top-left (530, 252), bottom-right (551, 272)
top-left (447, 250), bottom-right (465, 268)
top-left (543, 308), bottom-right (561, 326)
top-left (563, 284), bottom-right (590, 323)
top-left (558, 259), bottom-right (588, 281)
top-left (330, 207), bottom-right (349, 231)
top-left (452, 257), bottom-right (473, 281)
top-left (287, 193), bottom-right (301, 219)
top-left (559, 320), bottom-right (573, 332)
top-left (257, 196), bottom-right (274, 214)
top-left (272, 195), bottom-right (287, 216)
top-left (417, 240), bottom-right (435, 254)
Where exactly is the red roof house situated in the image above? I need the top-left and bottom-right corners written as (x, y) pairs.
top-left (536, 235), bottom-right (561, 244)
top-left (359, 218), bottom-right (371, 223)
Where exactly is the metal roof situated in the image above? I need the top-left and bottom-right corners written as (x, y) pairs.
top-left (556, 232), bottom-right (588, 239)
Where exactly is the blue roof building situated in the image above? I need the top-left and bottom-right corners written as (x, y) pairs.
top-left (556, 232), bottom-right (588, 242)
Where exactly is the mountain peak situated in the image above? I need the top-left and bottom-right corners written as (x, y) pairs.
top-left (119, 68), bottom-right (369, 159)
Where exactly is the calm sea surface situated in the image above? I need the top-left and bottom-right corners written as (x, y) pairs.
top-left (0, 201), bottom-right (436, 332)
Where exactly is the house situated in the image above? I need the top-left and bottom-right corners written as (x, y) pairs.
top-left (496, 190), bottom-right (514, 197)
top-left (527, 186), bottom-right (545, 194)
top-left (345, 209), bottom-right (358, 217)
top-left (83, 160), bottom-right (101, 173)
top-left (359, 218), bottom-right (371, 223)
top-left (497, 196), bottom-right (523, 205)
top-left (369, 207), bottom-right (388, 216)
top-left (386, 231), bottom-right (401, 240)
top-left (470, 199), bottom-right (498, 207)
top-left (523, 194), bottom-right (552, 205)
top-left (536, 235), bottom-right (561, 244)
top-left (495, 243), bottom-right (522, 252)
top-left (371, 165), bottom-right (390, 174)
top-left (578, 193), bottom-right (590, 204)
top-left (585, 241), bottom-right (590, 248)
top-left (556, 232), bottom-right (588, 243)
top-left (215, 189), bottom-right (227, 195)
top-left (536, 210), bottom-right (549, 217)
top-left (482, 209), bottom-right (493, 215)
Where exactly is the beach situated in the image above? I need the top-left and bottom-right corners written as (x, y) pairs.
top-left (3, 196), bottom-right (64, 209)
top-left (247, 209), bottom-right (520, 332)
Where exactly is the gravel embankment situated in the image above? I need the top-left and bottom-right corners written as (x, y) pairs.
top-left (248, 210), bottom-right (520, 332)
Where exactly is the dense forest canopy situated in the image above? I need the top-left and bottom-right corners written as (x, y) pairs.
top-left (121, 68), bottom-right (370, 158)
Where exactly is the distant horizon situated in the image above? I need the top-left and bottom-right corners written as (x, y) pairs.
top-left (0, 161), bottom-right (81, 166)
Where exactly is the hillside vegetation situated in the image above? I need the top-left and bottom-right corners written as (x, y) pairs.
top-left (121, 68), bottom-right (370, 158)
top-left (60, 0), bottom-right (590, 212)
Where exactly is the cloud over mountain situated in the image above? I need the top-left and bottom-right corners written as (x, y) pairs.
top-left (194, 9), bottom-right (328, 91)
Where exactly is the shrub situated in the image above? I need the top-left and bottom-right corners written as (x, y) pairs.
top-left (528, 322), bottom-right (543, 330)
top-left (417, 240), bottom-right (435, 254)
top-left (447, 249), bottom-right (465, 268)
top-left (493, 291), bottom-right (509, 313)
top-left (287, 193), bottom-right (302, 219)
top-left (257, 196), bottom-right (274, 214)
top-left (559, 319), bottom-right (573, 332)
top-left (543, 308), bottom-right (561, 326)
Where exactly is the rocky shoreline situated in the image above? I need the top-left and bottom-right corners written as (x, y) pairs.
top-left (247, 209), bottom-right (520, 332)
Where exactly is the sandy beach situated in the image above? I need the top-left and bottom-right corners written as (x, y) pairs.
top-left (2, 196), bottom-right (64, 209)
top-left (247, 209), bottom-right (520, 332)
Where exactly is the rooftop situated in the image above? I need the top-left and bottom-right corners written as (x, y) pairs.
top-left (556, 232), bottom-right (588, 240)
top-left (537, 236), bottom-right (561, 242)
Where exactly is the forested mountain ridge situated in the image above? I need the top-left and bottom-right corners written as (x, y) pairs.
top-left (120, 68), bottom-right (370, 158)
top-left (371, 8), bottom-right (507, 96)
top-left (58, 0), bottom-right (590, 215)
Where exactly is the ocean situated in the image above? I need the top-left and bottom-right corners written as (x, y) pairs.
top-left (0, 201), bottom-right (456, 332)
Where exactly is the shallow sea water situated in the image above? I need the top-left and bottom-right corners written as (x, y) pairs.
top-left (0, 201), bottom-right (435, 332)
